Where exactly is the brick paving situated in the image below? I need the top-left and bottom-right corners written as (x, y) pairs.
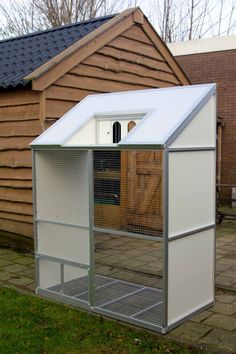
top-left (0, 220), bottom-right (236, 353)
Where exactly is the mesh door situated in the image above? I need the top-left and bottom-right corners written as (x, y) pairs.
top-left (93, 149), bottom-right (164, 328)
top-left (94, 149), bottom-right (163, 236)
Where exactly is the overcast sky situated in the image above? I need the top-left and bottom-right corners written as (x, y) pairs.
top-left (0, 0), bottom-right (236, 41)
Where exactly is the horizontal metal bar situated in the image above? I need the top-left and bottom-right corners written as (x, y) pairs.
top-left (93, 227), bottom-right (163, 241)
top-left (94, 307), bottom-right (163, 333)
top-left (165, 301), bottom-right (214, 333)
top-left (75, 279), bottom-right (119, 298)
top-left (37, 288), bottom-right (90, 310)
top-left (169, 224), bottom-right (215, 241)
top-left (168, 147), bottom-right (216, 152)
top-left (36, 253), bottom-right (89, 270)
top-left (99, 287), bottom-right (145, 309)
top-left (32, 145), bottom-right (164, 151)
top-left (130, 300), bottom-right (163, 318)
top-left (36, 218), bottom-right (89, 230)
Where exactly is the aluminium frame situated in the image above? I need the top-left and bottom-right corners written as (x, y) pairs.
top-left (32, 143), bottom-right (215, 334)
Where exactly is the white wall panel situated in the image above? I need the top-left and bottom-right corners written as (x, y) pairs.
top-left (66, 119), bottom-right (96, 145)
top-left (64, 265), bottom-right (87, 283)
top-left (168, 228), bottom-right (214, 326)
top-left (168, 151), bottom-right (215, 238)
top-left (37, 222), bottom-right (90, 265)
top-left (39, 259), bottom-right (60, 289)
top-left (170, 96), bottom-right (216, 148)
top-left (97, 120), bottom-right (112, 144)
top-left (35, 150), bottom-right (89, 227)
top-left (31, 84), bottom-right (215, 146)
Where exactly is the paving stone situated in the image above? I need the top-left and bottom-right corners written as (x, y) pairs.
top-left (170, 321), bottom-right (211, 342)
top-left (217, 258), bottom-right (236, 266)
top-left (0, 249), bottom-right (11, 255)
top-left (20, 268), bottom-right (35, 279)
top-left (216, 276), bottom-right (234, 287)
top-left (14, 256), bottom-right (34, 265)
top-left (190, 310), bottom-right (212, 323)
top-left (209, 302), bottom-right (236, 315)
top-left (215, 254), bottom-right (223, 260)
top-left (0, 258), bottom-right (14, 267)
top-left (3, 264), bottom-right (28, 273)
top-left (8, 277), bottom-right (32, 286)
top-left (223, 236), bottom-right (236, 243)
top-left (204, 313), bottom-right (236, 331)
top-left (1, 252), bottom-right (23, 260)
top-left (200, 328), bottom-right (236, 352)
top-left (216, 294), bottom-right (236, 304)
top-left (25, 282), bottom-right (35, 292)
top-left (216, 263), bottom-right (229, 272)
top-left (221, 269), bottom-right (236, 278)
top-left (0, 271), bottom-right (11, 281)
top-left (216, 249), bottom-right (228, 255)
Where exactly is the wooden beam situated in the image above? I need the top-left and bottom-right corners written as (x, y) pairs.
top-left (0, 218), bottom-right (33, 238)
top-left (0, 200), bottom-right (33, 216)
top-left (133, 8), bottom-right (144, 24)
top-left (27, 8), bottom-right (141, 91)
top-left (141, 18), bottom-right (190, 85)
top-left (109, 36), bottom-right (164, 61)
top-left (39, 91), bottom-right (46, 131)
top-left (99, 46), bottom-right (173, 73)
top-left (0, 89), bottom-right (39, 107)
top-left (0, 167), bottom-right (32, 180)
top-left (83, 54), bottom-right (179, 84)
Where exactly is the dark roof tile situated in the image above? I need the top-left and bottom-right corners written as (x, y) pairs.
top-left (0, 14), bottom-right (114, 88)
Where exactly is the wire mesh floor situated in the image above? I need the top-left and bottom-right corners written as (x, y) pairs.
top-left (48, 274), bottom-right (163, 327)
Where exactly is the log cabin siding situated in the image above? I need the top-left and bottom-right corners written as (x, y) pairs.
top-left (0, 88), bottom-right (40, 237)
top-left (0, 23), bottom-right (185, 240)
top-left (45, 24), bottom-right (181, 121)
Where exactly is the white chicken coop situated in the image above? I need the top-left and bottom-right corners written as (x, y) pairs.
top-left (31, 84), bottom-right (216, 333)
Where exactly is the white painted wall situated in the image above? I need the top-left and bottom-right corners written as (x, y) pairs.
top-left (170, 96), bottom-right (216, 148)
top-left (168, 228), bottom-right (214, 326)
top-left (37, 223), bottom-right (89, 265)
top-left (168, 150), bottom-right (215, 238)
top-left (35, 150), bottom-right (89, 226)
top-left (66, 118), bottom-right (96, 145)
top-left (35, 150), bottom-right (90, 290)
top-left (39, 259), bottom-right (60, 289)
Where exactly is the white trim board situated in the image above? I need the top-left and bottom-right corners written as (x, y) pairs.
top-left (168, 34), bottom-right (236, 56)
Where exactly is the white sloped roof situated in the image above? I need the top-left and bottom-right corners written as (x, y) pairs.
top-left (31, 83), bottom-right (216, 148)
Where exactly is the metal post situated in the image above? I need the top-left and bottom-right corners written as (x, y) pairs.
top-left (32, 149), bottom-right (40, 290)
top-left (162, 149), bottom-right (169, 330)
top-left (88, 150), bottom-right (95, 308)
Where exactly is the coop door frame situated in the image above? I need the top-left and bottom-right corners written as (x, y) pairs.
top-left (89, 147), bottom-right (168, 332)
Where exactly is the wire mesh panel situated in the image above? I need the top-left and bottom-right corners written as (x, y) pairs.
top-left (93, 149), bottom-right (164, 328)
top-left (93, 149), bottom-right (163, 236)
top-left (41, 260), bottom-right (90, 306)
top-left (94, 232), bottom-right (163, 327)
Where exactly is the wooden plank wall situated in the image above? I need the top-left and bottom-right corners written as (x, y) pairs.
top-left (45, 25), bottom-right (182, 122)
top-left (0, 24), bottom-right (182, 239)
top-left (0, 89), bottom-right (41, 237)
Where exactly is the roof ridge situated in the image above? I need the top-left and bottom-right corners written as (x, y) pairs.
top-left (0, 13), bottom-right (116, 44)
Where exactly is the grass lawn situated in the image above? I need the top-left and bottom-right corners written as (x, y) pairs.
top-left (0, 287), bottom-right (207, 354)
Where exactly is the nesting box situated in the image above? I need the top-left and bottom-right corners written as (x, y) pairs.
top-left (31, 84), bottom-right (216, 333)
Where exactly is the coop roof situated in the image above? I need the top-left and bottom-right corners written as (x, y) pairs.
top-left (31, 83), bottom-right (216, 148)
top-left (0, 14), bottom-right (114, 88)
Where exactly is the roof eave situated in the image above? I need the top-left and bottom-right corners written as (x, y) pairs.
top-left (24, 7), bottom-right (141, 91)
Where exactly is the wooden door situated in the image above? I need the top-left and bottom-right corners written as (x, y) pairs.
top-left (124, 150), bottom-right (163, 235)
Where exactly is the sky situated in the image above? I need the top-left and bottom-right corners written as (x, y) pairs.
top-left (0, 0), bottom-right (236, 41)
